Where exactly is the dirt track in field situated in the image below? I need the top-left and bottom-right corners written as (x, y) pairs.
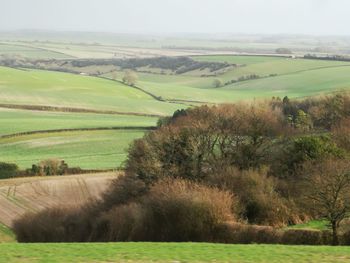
top-left (0, 172), bottom-right (118, 227)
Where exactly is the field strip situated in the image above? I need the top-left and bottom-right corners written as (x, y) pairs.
top-left (97, 76), bottom-right (207, 105)
top-left (218, 63), bottom-right (350, 89)
top-left (0, 42), bottom-right (75, 59)
top-left (0, 103), bottom-right (164, 117)
top-left (100, 76), bottom-right (211, 105)
top-left (8, 152), bottom-right (127, 165)
top-left (0, 126), bottom-right (156, 139)
top-left (0, 172), bottom-right (118, 226)
top-left (276, 63), bottom-right (350, 77)
top-left (0, 172), bottom-right (119, 187)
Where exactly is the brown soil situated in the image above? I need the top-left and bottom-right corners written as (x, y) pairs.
top-left (0, 172), bottom-right (118, 227)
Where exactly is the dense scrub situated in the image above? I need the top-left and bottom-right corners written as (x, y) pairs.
top-left (0, 56), bottom-right (232, 75)
top-left (14, 178), bottom-right (235, 242)
top-left (13, 93), bottom-right (350, 244)
top-left (0, 162), bottom-right (19, 179)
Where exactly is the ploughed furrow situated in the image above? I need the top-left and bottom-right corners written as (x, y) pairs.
top-left (0, 173), bottom-right (118, 227)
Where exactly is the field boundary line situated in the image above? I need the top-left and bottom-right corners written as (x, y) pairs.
top-left (0, 126), bottom-right (156, 139)
top-left (99, 76), bottom-right (211, 105)
top-left (0, 103), bottom-right (164, 117)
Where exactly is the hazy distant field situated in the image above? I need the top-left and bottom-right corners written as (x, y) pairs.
top-left (192, 55), bottom-right (286, 65)
top-left (106, 56), bottom-right (350, 103)
top-left (0, 43), bottom-right (72, 59)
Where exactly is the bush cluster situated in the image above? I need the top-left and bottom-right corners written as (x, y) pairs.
top-left (14, 177), bottom-right (236, 242)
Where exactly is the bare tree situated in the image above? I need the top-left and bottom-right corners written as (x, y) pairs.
top-left (111, 71), bottom-right (118, 80)
top-left (122, 70), bottom-right (138, 86)
top-left (212, 78), bottom-right (223, 88)
top-left (302, 159), bottom-right (350, 245)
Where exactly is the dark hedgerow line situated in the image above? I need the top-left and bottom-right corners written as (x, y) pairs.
top-left (0, 103), bottom-right (164, 118)
top-left (0, 126), bottom-right (156, 139)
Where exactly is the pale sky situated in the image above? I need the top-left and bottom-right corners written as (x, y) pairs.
top-left (0, 0), bottom-right (349, 35)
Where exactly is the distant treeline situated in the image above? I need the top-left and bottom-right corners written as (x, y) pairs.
top-left (304, 54), bottom-right (350, 62)
top-left (70, 56), bottom-right (232, 74)
top-left (0, 55), bottom-right (232, 75)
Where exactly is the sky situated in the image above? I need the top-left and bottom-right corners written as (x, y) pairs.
top-left (1, 0), bottom-right (349, 35)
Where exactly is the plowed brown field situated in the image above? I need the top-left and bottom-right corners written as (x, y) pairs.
top-left (0, 172), bottom-right (118, 227)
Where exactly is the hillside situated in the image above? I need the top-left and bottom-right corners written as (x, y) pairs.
top-left (1, 55), bottom-right (350, 170)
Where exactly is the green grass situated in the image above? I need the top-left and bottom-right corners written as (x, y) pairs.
top-left (0, 243), bottom-right (349, 263)
top-left (288, 220), bottom-right (329, 231)
top-left (223, 66), bottom-right (350, 98)
top-left (0, 224), bottom-right (15, 243)
top-left (105, 57), bottom-right (350, 103)
top-left (0, 130), bottom-right (145, 169)
top-left (0, 108), bottom-right (157, 136)
top-left (112, 66), bottom-right (350, 104)
top-left (0, 66), bottom-right (182, 116)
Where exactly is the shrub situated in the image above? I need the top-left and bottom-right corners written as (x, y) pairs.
top-left (139, 178), bottom-right (236, 242)
top-left (213, 79), bottom-right (223, 88)
top-left (281, 229), bottom-right (331, 245)
top-left (13, 201), bottom-right (102, 243)
top-left (208, 167), bottom-right (294, 227)
top-left (90, 203), bottom-right (145, 242)
top-left (14, 178), bottom-right (237, 243)
top-left (26, 159), bottom-right (70, 176)
top-left (14, 207), bottom-right (79, 242)
top-left (224, 224), bottom-right (282, 244)
top-left (0, 162), bottom-right (19, 179)
top-left (101, 174), bottom-right (148, 210)
top-left (221, 224), bottom-right (331, 245)
top-left (341, 230), bottom-right (350, 245)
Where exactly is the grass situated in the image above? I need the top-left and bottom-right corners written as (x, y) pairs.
top-left (0, 108), bottom-right (157, 136)
top-left (0, 66), bottom-right (182, 116)
top-left (0, 223), bottom-right (15, 243)
top-left (223, 66), bottom-right (350, 98)
top-left (0, 243), bottom-right (349, 262)
top-left (0, 130), bottom-right (145, 169)
top-left (106, 57), bottom-right (350, 103)
top-left (288, 220), bottom-right (329, 231)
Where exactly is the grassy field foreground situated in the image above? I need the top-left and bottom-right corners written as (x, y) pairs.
top-left (0, 243), bottom-right (349, 263)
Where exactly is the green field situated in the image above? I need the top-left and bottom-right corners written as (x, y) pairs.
top-left (223, 65), bottom-right (350, 98)
top-left (288, 220), bottom-right (329, 231)
top-left (0, 108), bottom-right (157, 136)
top-left (0, 67), bottom-right (181, 115)
top-left (0, 130), bottom-right (144, 169)
top-left (0, 243), bottom-right (349, 263)
top-left (105, 57), bottom-right (350, 103)
top-left (0, 43), bottom-right (73, 59)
